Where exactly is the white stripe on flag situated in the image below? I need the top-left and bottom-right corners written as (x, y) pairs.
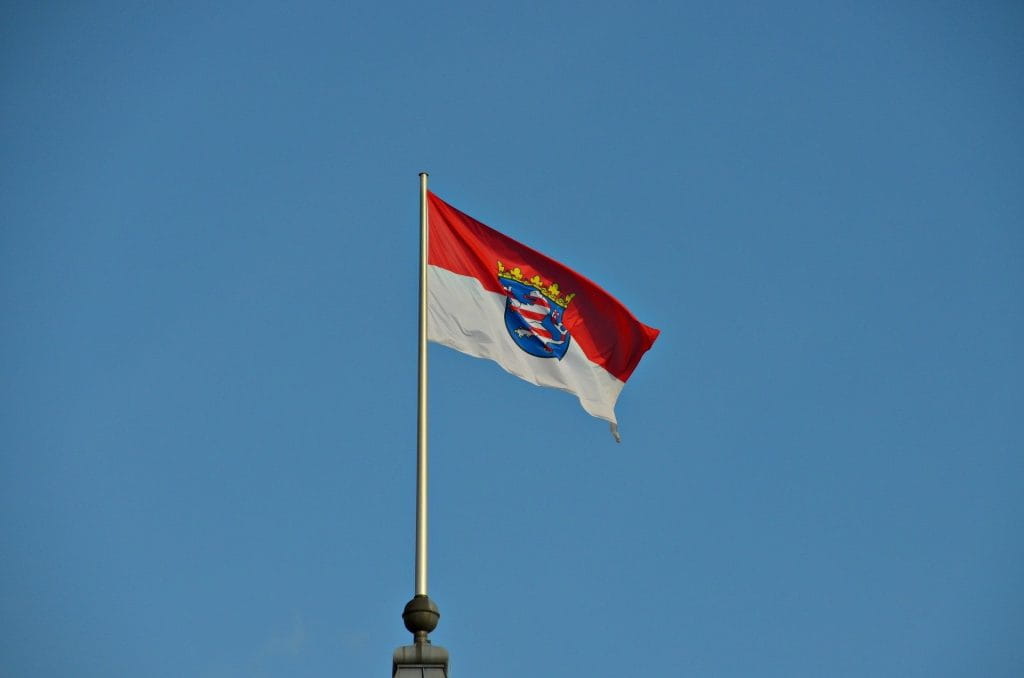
top-left (427, 265), bottom-right (624, 423)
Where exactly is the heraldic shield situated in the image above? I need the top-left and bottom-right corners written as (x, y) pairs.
top-left (500, 275), bottom-right (572, 360)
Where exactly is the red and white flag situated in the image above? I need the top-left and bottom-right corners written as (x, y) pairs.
top-left (426, 192), bottom-right (659, 440)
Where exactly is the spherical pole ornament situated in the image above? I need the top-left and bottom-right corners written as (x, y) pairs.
top-left (402, 594), bottom-right (440, 644)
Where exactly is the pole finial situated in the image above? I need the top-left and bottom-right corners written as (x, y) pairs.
top-left (402, 594), bottom-right (440, 645)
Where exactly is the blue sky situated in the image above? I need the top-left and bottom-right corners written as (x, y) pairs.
top-left (2, 2), bottom-right (1022, 677)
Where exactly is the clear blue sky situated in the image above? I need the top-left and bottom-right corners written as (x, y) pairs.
top-left (2, 2), bottom-right (1022, 677)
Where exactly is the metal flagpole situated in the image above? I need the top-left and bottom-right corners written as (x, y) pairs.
top-left (402, 172), bottom-right (440, 640)
top-left (394, 172), bottom-right (445, 672)
top-left (416, 171), bottom-right (429, 597)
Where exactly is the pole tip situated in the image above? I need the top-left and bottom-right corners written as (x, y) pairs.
top-left (419, 171), bottom-right (429, 177)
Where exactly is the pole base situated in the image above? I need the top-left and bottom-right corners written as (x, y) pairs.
top-left (392, 642), bottom-right (448, 678)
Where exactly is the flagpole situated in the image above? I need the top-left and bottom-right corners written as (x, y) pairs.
top-left (394, 172), bottom-right (444, 665)
top-left (416, 171), bottom-right (429, 598)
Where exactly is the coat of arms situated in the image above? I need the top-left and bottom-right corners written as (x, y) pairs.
top-left (498, 262), bottom-right (575, 360)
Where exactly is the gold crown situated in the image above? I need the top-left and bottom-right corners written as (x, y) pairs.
top-left (497, 261), bottom-right (576, 308)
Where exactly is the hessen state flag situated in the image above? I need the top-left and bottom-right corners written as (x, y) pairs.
top-left (426, 192), bottom-right (659, 439)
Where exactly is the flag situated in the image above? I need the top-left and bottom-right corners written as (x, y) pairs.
top-left (426, 192), bottom-right (659, 440)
